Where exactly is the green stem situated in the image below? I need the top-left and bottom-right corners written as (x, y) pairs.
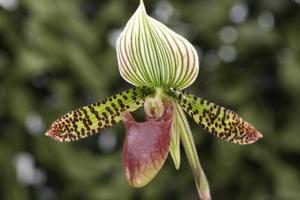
top-left (174, 102), bottom-right (211, 200)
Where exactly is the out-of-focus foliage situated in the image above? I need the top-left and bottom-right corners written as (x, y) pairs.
top-left (0, 0), bottom-right (300, 199)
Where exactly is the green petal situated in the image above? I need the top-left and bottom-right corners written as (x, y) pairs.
top-left (169, 107), bottom-right (181, 169)
top-left (45, 87), bottom-right (154, 142)
top-left (116, 0), bottom-right (199, 89)
top-left (167, 88), bottom-right (263, 145)
top-left (174, 102), bottom-right (211, 200)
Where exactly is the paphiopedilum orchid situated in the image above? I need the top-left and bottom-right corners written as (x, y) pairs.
top-left (46, 1), bottom-right (262, 199)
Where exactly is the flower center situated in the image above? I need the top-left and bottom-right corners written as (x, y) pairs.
top-left (144, 88), bottom-right (169, 120)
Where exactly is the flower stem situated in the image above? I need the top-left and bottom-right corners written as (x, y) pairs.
top-left (174, 102), bottom-right (211, 200)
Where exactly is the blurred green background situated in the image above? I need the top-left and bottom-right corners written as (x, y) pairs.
top-left (1, 0), bottom-right (300, 199)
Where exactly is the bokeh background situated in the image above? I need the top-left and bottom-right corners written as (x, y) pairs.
top-left (1, 0), bottom-right (300, 199)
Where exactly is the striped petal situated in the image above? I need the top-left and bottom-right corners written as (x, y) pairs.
top-left (45, 87), bottom-right (154, 142)
top-left (116, 0), bottom-right (199, 89)
top-left (167, 88), bottom-right (263, 144)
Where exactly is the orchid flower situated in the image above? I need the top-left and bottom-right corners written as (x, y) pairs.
top-left (45, 1), bottom-right (263, 199)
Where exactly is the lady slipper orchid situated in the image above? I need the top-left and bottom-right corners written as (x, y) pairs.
top-left (46, 1), bottom-right (263, 199)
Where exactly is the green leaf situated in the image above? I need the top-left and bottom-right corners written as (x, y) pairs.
top-left (174, 102), bottom-right (211, 200)
top-left (116, 0), bottom-right (199, 89)
top-left (169, 105), bottom-right (181, 169)
top-left (46, 87), bottom-right (154, 142)
top-left (167, 88), bottom-right (263, 144)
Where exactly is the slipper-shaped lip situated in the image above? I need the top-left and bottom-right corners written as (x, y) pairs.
top-left (122, 106), bottom-right (173, 187)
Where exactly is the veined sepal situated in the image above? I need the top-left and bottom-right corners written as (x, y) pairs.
top-left (116, 0), bottom-right (199, 89)
top-left (169, 102), bottom-right (181, 169)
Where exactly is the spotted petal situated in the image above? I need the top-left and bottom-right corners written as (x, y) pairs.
top-left (122, 106), bottom-right (173, 187)
top-left (167, 88), bottom-right (263, 144)
top-left (116, 0), bottom-right (199, 89)
top-left (45, 87), bottom-right (154, 142)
